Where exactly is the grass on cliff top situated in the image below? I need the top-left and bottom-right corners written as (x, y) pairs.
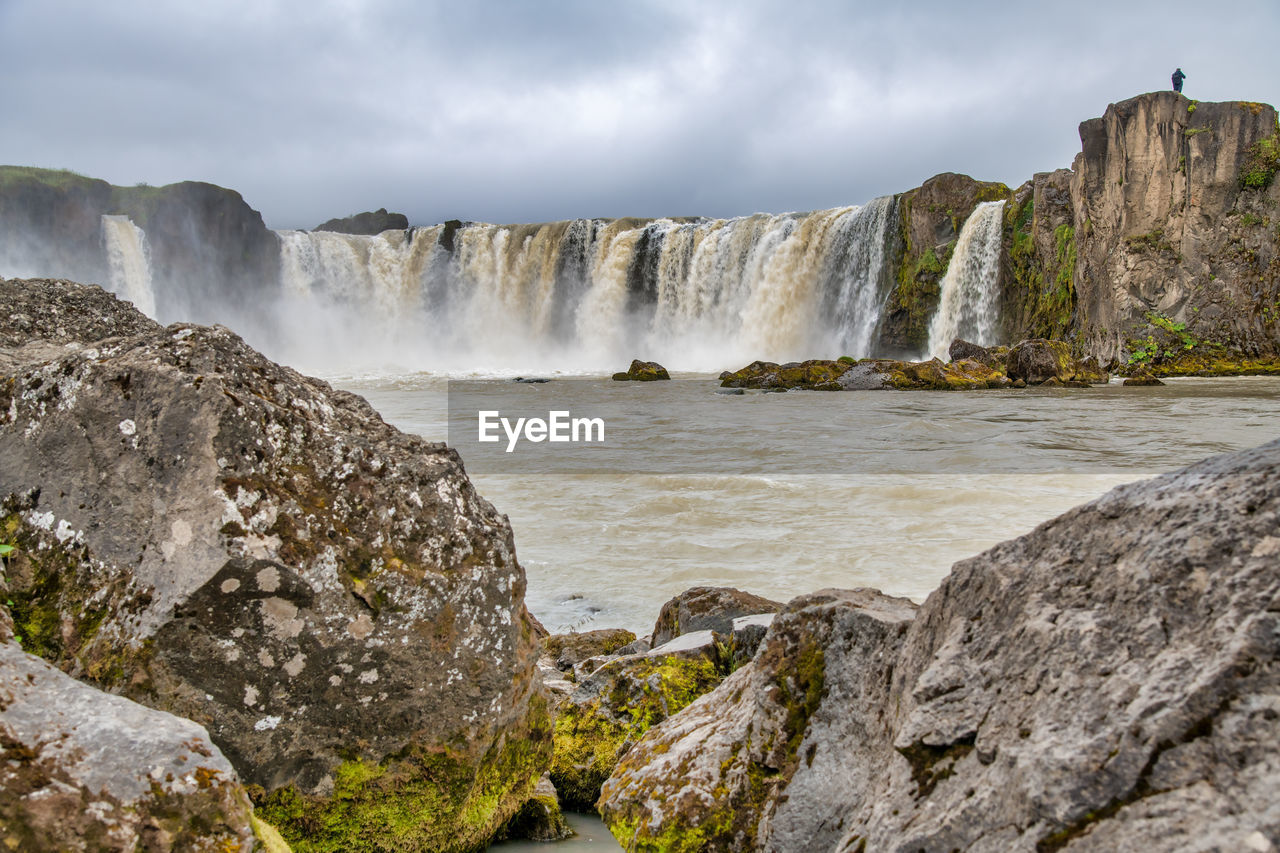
top-left (0, 165), bottom-right (103, 190)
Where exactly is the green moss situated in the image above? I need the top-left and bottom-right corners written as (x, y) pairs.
top-left (550, 701), bottom-right (631, 810)
top-left (551, 654), bottom-right (725, 811)
top-left (1003, 197), bottom-right (1078, 341)
top-left (0, 511), bottom-right (149, 686)
top-left (256, 694), bottom-right (552, 853)
top-left (252, 815), bottom-right (295, 853)
top-left (606, 759), bottom-right (779, 852)
top-left (1239, 128), bottom-right (1280, 190)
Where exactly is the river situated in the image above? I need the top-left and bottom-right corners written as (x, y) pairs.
top-left (336, 373), bottom-right (1280, 638)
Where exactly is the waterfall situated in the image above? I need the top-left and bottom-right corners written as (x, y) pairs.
top-left (926, 201), bottom-right (1006, 359)
top-left (101, 215), bottom-right (157, 318)
top-left (272, 199), bottom-right (901, 375)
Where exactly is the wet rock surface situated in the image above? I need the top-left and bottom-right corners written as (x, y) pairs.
top-left (599, 439), bottom-right (1280, 851)
top-left (0, 277), bottom-right (549, 852)
top-left (0, 638), bottom-right (259, 852)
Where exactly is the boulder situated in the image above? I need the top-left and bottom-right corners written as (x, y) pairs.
top-left (651, 586), bottom-right (782, 648)
top-left (1005, 338), bottom-right (1075, 384)
top-left (1124, 373), bottom-right (1166, 386)
top-left (600, 438), bottom-right (1280, 851)
top-left (0, 637), bottom-right (261, 852)
top-left (550, 641), bottom-right (731, 811)
top-left (721, 357), bottom-right (1012, 392)
top-left (612, 359), bottom-right (670, 381)
top-left (0, 278), bottom-right (549, 852)
top-left (947, 337), bottom-right (995, 364)
top-left (313, 207), bottom-right (409, 235)
top-left (601, 589), bottom-right (917, 850)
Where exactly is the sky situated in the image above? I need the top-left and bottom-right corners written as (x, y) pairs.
top-left (2, 0), bottom-right (1276, 230)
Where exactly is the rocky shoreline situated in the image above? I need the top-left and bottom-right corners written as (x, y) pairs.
top-left (3, 276), bottom-right (1278, 851)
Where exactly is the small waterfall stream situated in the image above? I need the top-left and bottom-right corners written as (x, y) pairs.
top-left (101, 215), bottom-right (157, 318)
top-left (926, 200), bottom-right (1006, 359)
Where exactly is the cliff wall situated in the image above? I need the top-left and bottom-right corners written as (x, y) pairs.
top-left (1070, 92), bottom-right (1280, 363)
top-left (0, 167), bottom-right (280, 322)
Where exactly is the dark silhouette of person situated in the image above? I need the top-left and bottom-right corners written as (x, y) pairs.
top-left (1172, 68), bottom-right (1186, 93)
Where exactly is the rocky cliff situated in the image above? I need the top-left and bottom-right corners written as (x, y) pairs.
top-left (0, 167), bottom-right (279, 322)
top-left (1070, 92), bottom-right (1280, 364)
top-left (0, 278), bottom-right (551, 851)
top-left (995, 92), bottom-right (1280, 368)
top-left (875, 173), bottom-right (1011, 357)
top-left (599, 438), bottom-right (1280, 851)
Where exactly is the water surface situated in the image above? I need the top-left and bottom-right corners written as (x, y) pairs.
top-left (339, 375), bottom-right (1280, 635)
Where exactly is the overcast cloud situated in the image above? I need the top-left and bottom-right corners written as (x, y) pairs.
top-left (2, 0), bottom-right (1275, 229)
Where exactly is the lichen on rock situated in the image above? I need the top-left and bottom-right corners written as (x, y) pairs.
top-left (0, 277), bottom-right (550, 852)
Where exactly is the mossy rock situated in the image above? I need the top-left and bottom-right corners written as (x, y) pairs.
top-left (550, 650), bottom-right (727, 811)
top-left (613, 359), bottom-right (670, 381)
top-left (719, 359), bottom-right (851, 390)
top-left (254, 693), bottom-right (553, 853)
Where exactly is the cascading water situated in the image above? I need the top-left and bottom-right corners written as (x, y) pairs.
top-left (926, 200), bottom-right (1006, 359)
top-left (272, 197), bottom-right (900, 375)
top-left (101, 215), bottom-right (157, 318)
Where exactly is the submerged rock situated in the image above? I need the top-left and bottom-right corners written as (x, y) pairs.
top-left (0, 278), bottom-right (549, 852)
top-left (612, 359), bottom-right (671, 381)
top-left (1123, 373), bottom-right (1166, 386)
top-left (0, 637), bottom-right (260, 852)
top-left (600, 438), bottom-right (1280, 851)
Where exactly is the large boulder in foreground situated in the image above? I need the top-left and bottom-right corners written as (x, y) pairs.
top-left (0, 637), bottom-right (260, 852)
top-left (0, 278), bottom-right (549, 851)
top-left (601, 439), bottom-right (1280, 851)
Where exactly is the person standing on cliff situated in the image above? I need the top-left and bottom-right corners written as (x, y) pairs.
top-left (1172, 68), bottom-right (1186, 93)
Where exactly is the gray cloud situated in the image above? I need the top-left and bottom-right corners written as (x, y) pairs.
top-left (2, 0), bottom-right (1275, 228)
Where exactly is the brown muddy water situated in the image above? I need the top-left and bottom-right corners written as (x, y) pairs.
top-left (339, 374), bottom-right (1280, 636)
